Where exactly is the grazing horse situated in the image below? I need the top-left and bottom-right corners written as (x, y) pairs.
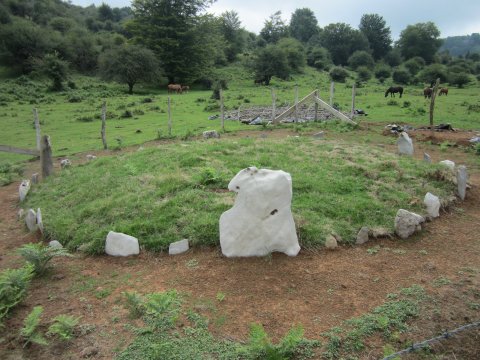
top-left (385, 86), bottom-right (403, 98)
top-left (423, 87), bottom-right (433, 99)
top-left (439, 87), bottom-right (448, 96)
top-left (181, 85), bottom-right (190, 93)
top-left (167, 84), bottom-right (182, 94)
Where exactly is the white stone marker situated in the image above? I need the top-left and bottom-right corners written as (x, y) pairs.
top-left (397, 132), bottom-right (413, 156)
top-left (220, 167), bottom-right (300, 257)
top-left (19, 180), bottom-right (30, 202)
top-left (457, 165), bottom-right (467, 200)
top-left (25, 209), bottom-right (37, 232)
top-left (36, 208), bottom-right (43, 234)
top-left (394, 209), bottom-right (425, 239)
top-left (424, 193), bottom-right (440, 218)
top-left (439, 160), bottom-right (455, 171)
top-left (105, 231), bottom-right (139, 256)
top-left (169, 239), bottom-right (189, 255)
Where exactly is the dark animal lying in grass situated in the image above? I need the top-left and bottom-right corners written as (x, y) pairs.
top-left (385, 86), bottom-right (403, 98)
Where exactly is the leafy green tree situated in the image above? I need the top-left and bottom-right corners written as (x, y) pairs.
top-left (289, 8), bottom-right (319, 43)
top-left (34, 52), bottom-right (69, 91)
top-left (61, 28), bottom-right (98, 73)
top-left (416, 63), bottom-right (448, 83)
top-left (127, 0), bottom-right (217, 83)
top-left (403, 56), bottom-right (425, 75)
top-left (448, 72), bottom-right (470, 88)
top-left (396, 22), bottom-right (442, 63)
top-left (259, 11), bottom-right (289, 44)
top-left (98, 2), bottom-right (114, 21)
top-left (320, 23), bottom-right (369, 65)
top-left (348, 50), bottom-right (375, 70)
top-left (48, 17), bottom-right (75, 34)
top-left (252, 44), bottom-right (290, 85)
top-left (220, 11), bottom-right (246, 62)
top-left (384, 48), bottom-right (403, 67)
top-left (392, 67), bottom-right (412, 84)
top-left (99, 44), bottom-right (160, 94)
top-left (359, 14), bottom-right (392, 60)
top-left (356, 66), bottom-right (372, 82)
top-left (307, 46), bottom-right (332, 70)
top-left (277, 37), bottom-right (306, 72)
top-left (374, 63), bottom-right (392, 82)
top-left (329, 66), bottom-right (349, 82)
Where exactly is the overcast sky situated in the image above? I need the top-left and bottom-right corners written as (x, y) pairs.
top-left (70, 0), bottom-right (480, 39)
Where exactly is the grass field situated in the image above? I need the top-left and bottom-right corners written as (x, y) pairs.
top-left (1, 65), bottom-right (479, 164)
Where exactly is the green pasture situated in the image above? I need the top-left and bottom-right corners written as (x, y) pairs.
top-left (25, 134), bottom-right (455, 253)
top-left (1, 65), bottom-right (479, 164)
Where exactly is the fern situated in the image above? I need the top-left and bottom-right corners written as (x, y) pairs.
top-left (0, 264), bottom-right (34, 324)
top-left (123, 291), bottom-right (145, 318)
top-left (20, 306), bottom-right (48, 347)
top-left (17, 243), bottom-right (72, 276)
top-left (47, 314), bottom-right (80, 340)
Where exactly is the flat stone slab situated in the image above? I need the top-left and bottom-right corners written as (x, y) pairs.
top-left (169, 239), bottom-right (189, 255)
top-left (105, 231), bottom-right (139, 256)
top-left (356, 227), bottom-right (369, 244)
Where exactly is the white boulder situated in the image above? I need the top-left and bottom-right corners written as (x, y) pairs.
top-left (219, 167), bottom-right (300, 257)
top-left (25, 209), bottom-right (37, 232)
top-left (424, 193), bottom-right (440, 218)
top-left (49, 240), bottom-right (63, 248)
top-left (394, 209), bottom-right (425, 239)
top-left (169, 239), bottom-right (189, 255)
top-left (457, 165), bottom-right (467, 200)
top-left (60, 159), bottom-right (71, 168)
top-left (105, 231), bottom-right (140, 256)
top-left (439, 160), bottom-right (455, 171)
top-left (397, 132), bottom-right (413, 156)
top-left (203, 130), bottom-right (220, 139)
top-left (19, 180), bottom-right (30, 202)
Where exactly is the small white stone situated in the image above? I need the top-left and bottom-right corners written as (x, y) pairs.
top-left (325, 235), bottom-right (338, 249)
top-left (424, 193), bottom-right (440, 218)
top-left (423, 153), bottom-right (431, 163)
top-left (18, 209), bottom-right (25, 220)
top-left (25, 209), bottom-right (37, 232)
top-left (86, 154), bottom-right (97, 161)
top-left (439, 160), bottom-right (455, 171)
top-left (356, 227), bottom-right (369, 244)
top-left (19, 180), bottom-right (30, 202)
top-left (49, 240), bottom-right (63, 248)
top-left (105, 231), bottom-right (139, 256)
top-left (169, 239), bottom-right (189, 255)
top-left (60, 159), bottom-right (71, 168)
top-left (313, 131), bottom-right (325, 139)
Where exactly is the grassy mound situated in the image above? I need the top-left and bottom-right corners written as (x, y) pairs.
top-left (26, 136), bottom-right (454, 254)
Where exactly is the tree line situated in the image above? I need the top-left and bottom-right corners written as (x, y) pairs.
top-left (0, 0), bottom-right (478, 93)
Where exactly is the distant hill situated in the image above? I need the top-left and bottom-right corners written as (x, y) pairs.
top-left (440, 33), bottom-right (480, 56)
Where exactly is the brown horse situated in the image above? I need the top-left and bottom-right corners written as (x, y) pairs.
top-left (181, 85), bottom-right (190, 93)
top-left (439, 87), bottom-right (448, 96)
top-left (385, 86), bottom-right (403, 98)
top-left (423, 87), bottom-right (433, 99)
top-left (167, 84), bottom-right (182, 94)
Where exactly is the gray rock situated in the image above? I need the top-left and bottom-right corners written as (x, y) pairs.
top-left (36, 208), bottom-right (43, 234)
top-left (356, 227), bottom-right (370, 244)
top-left (325, 235), bottom-right (338, 249)
top-left (394, 209), bottom-right (425, 239)
top-left (457, 165), bottom-right (467, 200)
top-left (203, 130), bottom-right (220, 139)
top-left (86, 154), bottom-right (97, 161)
top-left (49, 240), bottom-right (63, 248)
top-left (19, 180), bottom-right (30, 202)
top-left (313, 131), bottom-right (325, 139)
top-left (60, 159), bottom-right (71, 168)
top-left (423, 153), bottom-right (431, 163)
top-left (424, 193), bottom-right (440, 218)
top-left (369, 227), bottom-right (392, 239)
top-left (397, 132), bottom-right (413, 156)
top-left (105, 231), bottom-right (140, 256)
top-left (169, 239), bottom-right (189, 255)
top-left (25, 209), bottom-right (37, 232)
top-left (31, 173), bottom-right (39, 184)
top-left (439, 160), bottom-right (455, 171)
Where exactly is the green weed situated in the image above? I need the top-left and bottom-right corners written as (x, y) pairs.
top-left (17, 243), bottom-right (72, 276)
top-left (20, 306), bottom-right (48, 347)
top-left (47, 314), bottom-right (80, 341)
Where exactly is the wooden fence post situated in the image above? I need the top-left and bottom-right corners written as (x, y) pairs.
top-left (101, 101), bottom-right (107, 149)
top-left (351, 84), bottom-right (356, 118)
top-left (294, 84), bottom-right (299, 123)
top-left (33, 108), bottom-right (41, 151)
top-left (329, 82), bottom-right (334, 106)
top-left (40, 135), bottom-right (53, 179)
top-left (429, 78), bottom-right (440, 134)
top-left (220, 88), bottom-right (225, 132)
top-left (271, 88), bottom-right (276, 124)
top-left (314, 89), bottom-right (319, 121)
top-left (168, 96), bottom-right (172, 136)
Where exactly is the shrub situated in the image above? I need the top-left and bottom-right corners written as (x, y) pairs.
top-left (329, 67), bottom-right (349, 82)
top-left (76, 116), bottom-right (94, 122)
top-left (403, 56), bottom-right (425, 75)
top-left (392, 68), bottom-right (411, 84)
top-left (120, 110), bottom-right (133, 118)
top-left (0, 265), bottom-right (35, 323)
top-left (448, 72), bottom-right (471, 88)
top-left (416, 64), bottom-right (448, 83)
top-left (47, 314), bottom-right (80, 341)
top-left (17, 243), bottom-right (71, 276)
top-left (348, 51), bottom-right (375, 70)
top-left (375, 64), bottom-right (391, 82)
top-left (67, 94), bottom-right (82, 103)
top-left (356, 66), bottom-right (372, 82)
top-left (0, 162), bottom-right (23, 186)
top-left (20, 306), bottom-right (48, 347)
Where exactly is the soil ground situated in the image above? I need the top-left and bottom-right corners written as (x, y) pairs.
top-left (0, 124), bottom-right (479, 359)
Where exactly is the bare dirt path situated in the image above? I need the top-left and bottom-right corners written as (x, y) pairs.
top-left (0, 127), bottom-right (479, 359)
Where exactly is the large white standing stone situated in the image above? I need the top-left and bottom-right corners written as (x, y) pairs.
top-left (25, 209), bottom-right (37, 232)
top-left (105, 231), bottom-right (140, 256)
top-left (394, 209), bottom-right (425, 239)
top-left (169, 239), bottom-right (189, 255)
top-left (219, 167), bottom-right (300, 257)
top-left (457, 165), bottom-right (467, 200)
top-left (397, 132), bottom-right (413, 156)
top-left (439, 160), bottom-right (455, 171)
top-left (424, 193), bottom-right (440, 218)
top-left (19, 180), bottom-right (30, 202)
